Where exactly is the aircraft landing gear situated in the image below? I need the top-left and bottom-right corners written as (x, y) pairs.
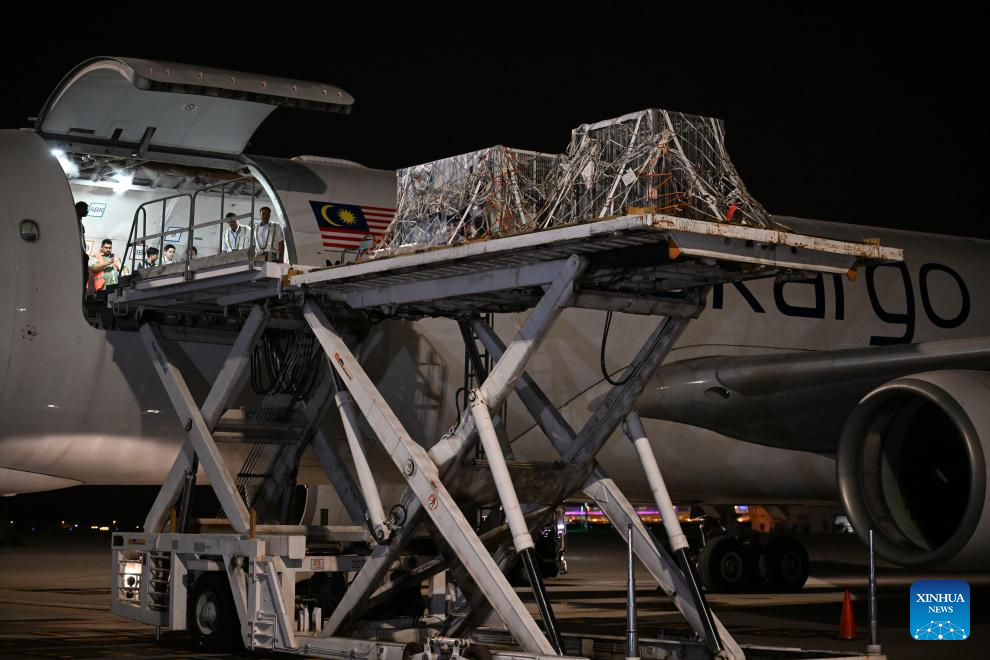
top-left (697, 536), bottom-right (759, 593)
top-left (696, 534), bottom-right (809, 593)
top-left (762, 536), bottom-right (810, 591)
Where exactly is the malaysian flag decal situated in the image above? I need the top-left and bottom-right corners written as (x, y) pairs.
top-left (309, 200), bottom-right (395, 250)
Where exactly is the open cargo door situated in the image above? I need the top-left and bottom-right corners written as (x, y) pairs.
top-left (36, 57), bottom-right (353, 164)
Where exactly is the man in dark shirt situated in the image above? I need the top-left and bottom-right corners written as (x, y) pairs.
top-left (140, 247), bottom-right (160, 269)
top-left (76, 202), bottom-right (89, 287)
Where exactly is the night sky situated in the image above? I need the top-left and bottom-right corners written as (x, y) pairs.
top-left (0, 5), bottom-right (987, 523)
top-left (4, 5), bottom-right (988, 238)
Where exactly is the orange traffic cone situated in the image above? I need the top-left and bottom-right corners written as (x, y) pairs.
top-left (838, 589), bottom-right (857, 640)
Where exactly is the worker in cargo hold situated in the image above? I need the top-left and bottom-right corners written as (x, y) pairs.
top-left (75, 201), bottom-right (88, 286)
top-left (222, 212), bottom-right (251, 252)
top-left (254, 206), bottom-right (285, 261)
top-left (161, 244), bottom-right (178, 265)
top-left (88, 239), bottom-right (121, 292)
top-left (139, 246), bottom-right (160, 269)
top-left (75, 201), bottom-right (89, 253)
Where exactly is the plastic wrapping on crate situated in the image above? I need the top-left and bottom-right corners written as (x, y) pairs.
top-left (373, 109), bottom-right (775, 257)
top-left (377, 146), bottom-right (559, 254)
top-left (543, 109), bottom-right (773, 229)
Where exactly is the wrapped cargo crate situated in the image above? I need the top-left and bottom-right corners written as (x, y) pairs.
top-left (376, 146), bottom-right (559, 254)
top-left (542, 109), bottom-right (773, 229)
top-left (373, 109), bottom-right (775, 257)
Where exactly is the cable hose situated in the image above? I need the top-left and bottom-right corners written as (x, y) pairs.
top-left (599, 311), bottom-right (634, 386)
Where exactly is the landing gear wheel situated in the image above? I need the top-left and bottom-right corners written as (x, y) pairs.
top-left (698, 536), bottom-right (757, 593)
top-left (189, 574), bottom-right (238, 651)
top-left (763, 537), bottom-right (809, 591)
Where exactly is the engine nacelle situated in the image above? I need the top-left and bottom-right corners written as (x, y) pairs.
top-left (837, 370), bottom-right (990, 570)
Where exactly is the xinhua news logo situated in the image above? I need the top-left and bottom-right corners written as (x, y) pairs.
top-left (911, 580), bottom-right (970, 641)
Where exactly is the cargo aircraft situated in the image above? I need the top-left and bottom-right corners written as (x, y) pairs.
top-left (2, 58), bottom-right (988, 593)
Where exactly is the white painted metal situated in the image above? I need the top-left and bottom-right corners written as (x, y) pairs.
top-left (228, 558), bottom-right (253, 644)
top-left (143, 305), bottom-right (268, 532)
top-left (290, 213), bottom-right (899, 288)
top-left (39, 57), bottom-right (352, 157)
top-left (569, 291), bottom-right (704, 317)
top-left (139, 324), bottom-right (251, 532)
top-left (471, 320), bottom-right (745, 660)
top-left (624, 412), bottom-right (689, 553)
top-left (309, 426), bottom-right (371, 529)
top-left (333, 259), bottom-right (570, 309)
top-left (580, 477), bottom-right (743, 660)
top-left (168, 553), bottom-right (187, 630)
top-left (368, 302), bottom-right (688, 646)
top-left (319, 256), bottom-right (586, 636)
top-left (302, 301), bottom-right (556, 655)
top-left (480, 255), bottom-right (585, 405)
top-left (334, 391), bottom-right (388, 541)
top-left (302, 373), bottom-right (370, 526)
top-left (469, 390), bottom-right (535, 552)
top-left (100, 163), bottom-right (908, 660)
top-left (117, 262), bottom-right (284, 307)
top-left (261, 560), bottom-right (298, 649)
top-left (430, 255), bottom-right (585, 467)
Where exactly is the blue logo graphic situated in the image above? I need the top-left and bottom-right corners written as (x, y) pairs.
top-left (911, 580), bottom-right (970, 641)
top-left (309, 201), bottom-right (370, 233)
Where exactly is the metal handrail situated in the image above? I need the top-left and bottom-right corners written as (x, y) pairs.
top-left (187, 177), bottom-right (259, 281)
top-left (124, 176), bottom-right (263, 280)
top-left (125, 192), bottom-right (193, 273)
top-left (131, 216), bottom-right (248, 243)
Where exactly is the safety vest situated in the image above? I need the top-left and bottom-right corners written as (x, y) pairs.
top-left (88, 259), bottom-right (117, 292)
top-left (89, 267), bottom-right (106, 293)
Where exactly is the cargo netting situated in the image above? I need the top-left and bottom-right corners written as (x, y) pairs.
top-left (373, 109), bottom-right (775, 257)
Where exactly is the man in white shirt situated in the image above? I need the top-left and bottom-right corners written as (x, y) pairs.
top-left (222, 212), bottom-right (251, 252)
top-left (254, 206), bottom-right (285, 261)
top-left (161, 244), bottom-right (178, 265)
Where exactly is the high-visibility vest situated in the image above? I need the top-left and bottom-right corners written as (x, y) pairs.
top-left (89, 267), bottom-right (105, 293)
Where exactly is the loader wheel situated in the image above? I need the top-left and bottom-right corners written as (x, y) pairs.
top-left (698, 536), bottom-right (757, 593)
top-left (189, 574), bottom-right (238, 650)
top-left (763, 537), bottom-right (809, 591)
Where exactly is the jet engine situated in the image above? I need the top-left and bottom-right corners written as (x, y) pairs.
top-left (837, 370), bottom-right (990, 570)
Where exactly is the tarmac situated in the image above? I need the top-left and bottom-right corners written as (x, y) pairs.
top-left (0, 528), bottom-right (984, 659)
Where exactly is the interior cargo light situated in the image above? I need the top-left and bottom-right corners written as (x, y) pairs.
top-left (112, 173), bottom-right (133, 195)
top-left (52, 150), bottom-right (79, 177)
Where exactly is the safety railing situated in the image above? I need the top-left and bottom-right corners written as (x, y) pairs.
top-left (124, 192), bottom-right (193, 273)
top-left (124, 177), bottom-right (268, 281)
